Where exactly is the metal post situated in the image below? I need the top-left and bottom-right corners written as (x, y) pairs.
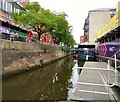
top-left (107, 60), bottom-right (110, 98)
top-left (115, 54), bottom-right (117, 68)
top-left (9, 34), bottom-right (11, 41)
top-left (115, 54), bottom-right (118, 86)
top-left (115, 34), bottom-right (116, 40)
top-left (86, 55), bottom-right (88, 60)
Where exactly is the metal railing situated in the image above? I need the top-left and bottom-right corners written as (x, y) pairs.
top-left (72, 53), bottom-right (119, 100)
top-left (113, 53), bottom-right (119, 86)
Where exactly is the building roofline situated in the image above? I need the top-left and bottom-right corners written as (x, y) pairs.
top-left (89, 8), bottom-right (116, 12)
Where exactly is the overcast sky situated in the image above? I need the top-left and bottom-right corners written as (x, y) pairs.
top-left (30, 0), bottom-right (118, 43)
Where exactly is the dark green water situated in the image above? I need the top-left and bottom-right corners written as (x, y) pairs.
top-left (2, 56), bottom-right (84, 101)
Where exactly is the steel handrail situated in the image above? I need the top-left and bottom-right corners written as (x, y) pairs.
top-left (112, 53), bottom-right (119, 86)
top-left (73, 59), bottom-right (117, 100)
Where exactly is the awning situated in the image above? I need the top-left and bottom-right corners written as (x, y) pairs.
top-left (10, 28), bottom-right (28, 37)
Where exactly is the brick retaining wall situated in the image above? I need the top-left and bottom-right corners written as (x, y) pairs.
top-left (1, 40), bottom-right (65, 77)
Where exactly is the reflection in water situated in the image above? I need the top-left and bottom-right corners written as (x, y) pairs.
top-left (71, 60), bottom-right (79, 85)
top-left (52, 73), bottom-right (59, 83)
top-left (3, 56), bottom-right (84, 101)
top-left (70, 60), bottom-right (85, 85)
top-left (67, 60), bottom-right (85, 100)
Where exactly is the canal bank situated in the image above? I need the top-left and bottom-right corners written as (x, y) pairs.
top-left (2, 56), bottom-right (80, 100)
top-left (2, 40), bottom-right (70, 77)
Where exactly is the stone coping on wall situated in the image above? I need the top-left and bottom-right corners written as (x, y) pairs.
top-left (1, 40), bottom-right (62, 52)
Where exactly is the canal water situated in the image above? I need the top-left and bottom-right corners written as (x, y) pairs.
top-left (2, 56), bottom-right (85, 101)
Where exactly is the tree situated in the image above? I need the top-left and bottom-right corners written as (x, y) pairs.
top-left (12, 2), bottom-right (57, 40)
top-left (51, 12), bottom-right (75, 46)
top-left (12, 2), bottom-right (75, 46)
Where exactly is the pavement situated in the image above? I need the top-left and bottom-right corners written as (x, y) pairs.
top-left (70, 61), bottom-right (119, 101)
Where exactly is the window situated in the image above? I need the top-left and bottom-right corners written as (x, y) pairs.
top-left (3, 2), bottom-right (6, 11)
top-left (14, 7), bottom-right (16, 12)
top-left (1, 1), bottom-right (3, 10)
top-left (0, 3), bottom-right (1, 9)
top-left (7, 3), bottom-right (12, 13)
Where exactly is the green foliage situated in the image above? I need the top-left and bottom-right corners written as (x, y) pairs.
top-left (39, 58), bottom-right (44, 66)
top-left (25, 2), bottom-right (41, 12)
top-left (44, 48), bottom-right (47, 53)
top-left (12, 2), bottom-right (76, 46)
